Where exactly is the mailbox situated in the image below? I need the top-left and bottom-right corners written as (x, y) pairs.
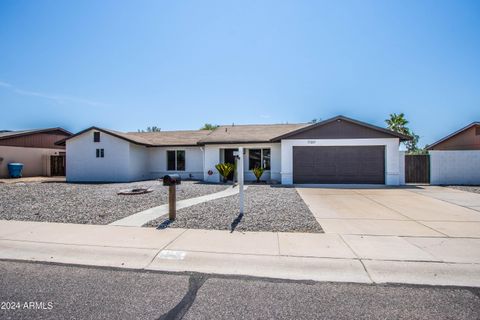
top-left (163, 174), bottom-right (181, 186)
top-left (163, 174), bottom-right (181, 221)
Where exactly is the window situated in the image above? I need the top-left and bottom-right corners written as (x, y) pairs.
top-left (167, 151), bottom-right (176, 170)
top-left (262, 148), bottom-right (271, 170)
top-left (248, 149), bottom-right (261, 170)
top-left (176, 150), bottom-right (185, 171)
top-left (476, 126), bottom-right (480, 136)
top-left (96, 148), bottom-right (104, 158)
top-left (167, 150), bottom-right (185, 171)
top-left (249, 148), bottom-right (271, 170)
top-left (93, 132), bottom-right (100, 142)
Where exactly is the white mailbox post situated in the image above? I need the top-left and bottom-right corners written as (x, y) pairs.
top-left (234, 148), bottom-right (244, 214)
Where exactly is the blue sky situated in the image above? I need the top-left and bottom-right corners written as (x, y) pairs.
top-left (0, 0), bottom-right (479, 146)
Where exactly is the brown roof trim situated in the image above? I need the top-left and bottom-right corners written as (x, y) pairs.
top-left (198, 141), bottom-right (279, 145)
top-left (56, 127), bottom-right (153, 146)
top-left (427, 122), bottom-right (480, 150)
top-left (270, 115), bottom-right (412, 142)
top-left (0, 127), bottom-right (72, 141)
top-left (147, 144), bottom-right (201, 148)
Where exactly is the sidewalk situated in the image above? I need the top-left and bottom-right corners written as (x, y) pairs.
top-left (1, 220), bottom-right (479, 287)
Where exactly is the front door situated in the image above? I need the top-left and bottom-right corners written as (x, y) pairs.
top-left (224, 149), bottom-right (237, 181)
top-left (50, 155), bottom-right (66, 176)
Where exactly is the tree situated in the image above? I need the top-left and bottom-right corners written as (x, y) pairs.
top-left (385, 113), bottom-right (419, 153)
top-left (200, 123), bottom-right (219, 130)
top-left (138, 126), bottom-right (161, 132)
top-left (404, 131), bottom-right (419, 153)
top-left (385, 113), bottom-right (409, 135)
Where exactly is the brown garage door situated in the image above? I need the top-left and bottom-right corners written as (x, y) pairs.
top-left (293, 146), bottom-right (385, 184)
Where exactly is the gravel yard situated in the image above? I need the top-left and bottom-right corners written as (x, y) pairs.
top-left (0, 181), bottom-right (227, 224)
top-left (446, 186), bottom-right (480, 194)
top-left (145, 185), bottom-right (323, 233)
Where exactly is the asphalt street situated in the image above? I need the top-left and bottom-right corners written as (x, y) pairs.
top-left (1, 260), bottom-right (479, 320)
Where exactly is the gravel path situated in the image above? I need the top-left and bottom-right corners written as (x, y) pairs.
top-left (446, 186), bottom-right (480, 194)
top-left (0, 181), bottom-right (227, 224)
top-left (145, 185), bottom-right (323, 233)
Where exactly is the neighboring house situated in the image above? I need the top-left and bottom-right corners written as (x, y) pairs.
top-left (0, 128), bottom-right (72, 178)
top-left (63, 115), bottom-right (410, 185)
top-left (428, 122), bottom-right (480, 185)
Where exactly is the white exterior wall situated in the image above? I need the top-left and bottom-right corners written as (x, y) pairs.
top-left (0, 146), bottom-right (62, 178)
top-left (430, 150), bottom-right (480, 185)
top-left (148, 146), bottom-right (204, 180)
top-left (203, 145), bottom-right (221, 182)
top-left (66, 130), bottom-right (133, 182)
top-left (280, 138), bottom-right (401, 185)
top-left (129, 143), bottom-right (149, 181)
top-left (203, 143), bottom-right (282, 183)
top-left (270, 143), bottom-right (282, 182)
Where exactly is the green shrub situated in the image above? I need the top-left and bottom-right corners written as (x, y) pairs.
top-left (252, 166), bottom-right (264, 183)
top-left (215, 163), bottom-right (235, 182)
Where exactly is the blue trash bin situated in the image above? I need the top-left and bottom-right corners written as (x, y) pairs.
top-left (7, 163), bottom-right (24, 178)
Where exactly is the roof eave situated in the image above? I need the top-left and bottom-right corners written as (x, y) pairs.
top-left (270, 115), bottom-right (412, 141)
top-left (427, 122), bottom-right (479, 150)
top-left (61, 126), bottom-right (153, 147)
top-left (0, 127), bottom-right (73, 141)
top-left (198, 140), bottom-right (276, 145)
top-left (147, 144), bottom-right (201, 148)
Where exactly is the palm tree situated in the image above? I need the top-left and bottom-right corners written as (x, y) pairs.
top-left (385, 113), bottom-right (409, 135)
top-left (385, 113), bottom-right (420, 153)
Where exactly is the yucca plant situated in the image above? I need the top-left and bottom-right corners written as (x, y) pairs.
top-left (215, 163), bottom-right (235, 183)
top-left (252, 166), bottom-right (264, 183)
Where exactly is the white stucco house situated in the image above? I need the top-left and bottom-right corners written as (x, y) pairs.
top-left (61, 116), bottom-right (411, 185)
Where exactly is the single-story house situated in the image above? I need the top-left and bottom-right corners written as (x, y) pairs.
top-left (428, 122), bottom-right (480, 185)
top-left (62, 115), bottom-right (411, 185)
top-left (0, 128), bottom-right (72, 178)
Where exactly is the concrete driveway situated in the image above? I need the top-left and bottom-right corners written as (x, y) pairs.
top-left (296, 186), bottom-right (480, 238)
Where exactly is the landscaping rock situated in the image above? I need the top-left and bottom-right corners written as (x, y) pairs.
top-left (447, 186), bottom-right (480, 194)
top-left (0, 181), bottom-right (227, 225)
top-left (145, 185), bottom-right (323, 233)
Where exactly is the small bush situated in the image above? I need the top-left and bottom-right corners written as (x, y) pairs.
top-left (252, 166), bottom-right (264, 183)
top-left (215, 163), bottom-right (235, 182)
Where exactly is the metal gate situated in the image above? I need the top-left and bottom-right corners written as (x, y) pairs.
top-left (50, 155), bottom-right (66, 176)
top-left (405, 154), bottom-right (430, 184)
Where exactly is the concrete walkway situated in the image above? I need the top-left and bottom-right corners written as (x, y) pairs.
top-left (110, 185), bottom-right (248, 227)
top-left (1, 220), bottom-right (479, 287)
top-left (0, 176), bottom-right (66, 184)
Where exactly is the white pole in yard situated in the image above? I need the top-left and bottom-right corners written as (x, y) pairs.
top-left (238, 147), bottom-right (244, 214)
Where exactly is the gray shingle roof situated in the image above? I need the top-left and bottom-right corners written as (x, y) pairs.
top-left (0, 130), bottom-right (33, 138)
top-left (64, 116), bottom-right (408, 147)
top-left (63, 124), bottom-right (310, 146)
top-left (127, 130), bottom-right (212, 146)
top-left (0, 128), bottom-right (72, 140)
top-left (197, 123), bottom-right (309, 144)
